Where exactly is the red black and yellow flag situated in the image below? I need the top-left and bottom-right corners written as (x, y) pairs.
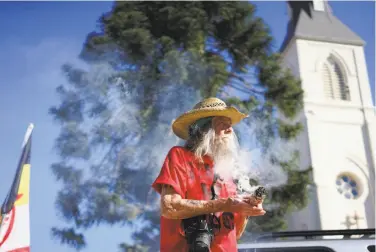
top-left (0, 124), bottom-right (33, 252)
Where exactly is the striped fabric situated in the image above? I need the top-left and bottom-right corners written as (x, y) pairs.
top-left (0, 124), bottom-right (33, 252)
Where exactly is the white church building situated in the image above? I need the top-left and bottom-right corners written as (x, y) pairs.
top-left (280, 0), bottom-right (375, 231)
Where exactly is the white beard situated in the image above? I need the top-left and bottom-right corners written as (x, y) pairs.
top-left (194, 128), bottom-right (240, 180)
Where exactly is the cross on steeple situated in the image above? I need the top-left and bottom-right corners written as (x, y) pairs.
top-left (341, 215), bottom-right (356, 229)
top-left (341, 212), bottom-right (364, 229)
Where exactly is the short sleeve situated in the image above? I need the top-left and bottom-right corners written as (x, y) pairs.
top-left (151, 147), bottom-right (188, 198)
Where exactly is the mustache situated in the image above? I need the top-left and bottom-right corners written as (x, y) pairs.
top-left (216, 134), bottom-right (232, 140)
top-left (215, 135), bottom-right (233, 144)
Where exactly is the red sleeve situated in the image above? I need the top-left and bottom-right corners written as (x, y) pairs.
top-left (233, 212), bottom-right (243, 224)
top-left (233, 212), bottom-right (248, 236)
top-left (151, 147), bottom-right (188, 198)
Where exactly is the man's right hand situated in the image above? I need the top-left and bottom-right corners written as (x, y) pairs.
top-left (227, 196), bottom-right (266, 216)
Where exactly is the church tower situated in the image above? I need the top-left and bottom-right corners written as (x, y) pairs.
top-left (280, 0), bottom-right (376, 230)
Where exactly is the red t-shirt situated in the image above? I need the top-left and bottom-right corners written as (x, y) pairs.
top-left (152, 146), bottom-right (243, 252)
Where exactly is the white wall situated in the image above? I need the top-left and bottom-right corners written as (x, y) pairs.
top-left (296, 40), bottom-right (372, 106)
top-left (281, 38), bottom-right (375, 230)
top-left (282, 40), bottom-right (322, 231)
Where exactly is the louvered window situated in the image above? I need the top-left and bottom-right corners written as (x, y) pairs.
top-left (322, 56), bottom-right (350, 101)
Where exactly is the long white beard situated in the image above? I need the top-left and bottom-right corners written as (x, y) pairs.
top-left (194, 128), bottom-right (240, 180)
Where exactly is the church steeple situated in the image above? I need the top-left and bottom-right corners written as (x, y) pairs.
top-left (280, 0), bottom-right (364, 52)
top-left (280, 0), bottom-right (375, 232)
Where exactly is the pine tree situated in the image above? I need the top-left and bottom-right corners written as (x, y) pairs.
top-left (49, 1), bottom-right (311, 250)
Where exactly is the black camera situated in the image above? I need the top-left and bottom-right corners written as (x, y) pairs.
top-left (182, 214), bottom-right (219, 252)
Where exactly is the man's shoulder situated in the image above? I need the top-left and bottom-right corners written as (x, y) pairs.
top-left (169, 146), bottom-right (189, 153)
top-left (168, 146), bottom-right (193, 158)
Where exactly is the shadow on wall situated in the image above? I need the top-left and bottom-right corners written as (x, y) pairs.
top-left (361, 122), bottom-right (376, 228)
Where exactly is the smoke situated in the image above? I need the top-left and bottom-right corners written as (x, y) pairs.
top-left (223, 119), bottom-right (295, 196)
top-left (79, 51), bottom-right (205, 212)
top-left (61, 47), bottom-right (296, 224)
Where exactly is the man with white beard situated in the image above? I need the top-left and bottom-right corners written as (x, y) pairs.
top-left (152, 97), bottom-right (266, 252)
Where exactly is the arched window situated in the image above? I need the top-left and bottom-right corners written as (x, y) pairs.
top-left (322, 56), bottom-right (350, 101)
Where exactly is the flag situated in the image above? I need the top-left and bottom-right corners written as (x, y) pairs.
top-left (0, 124), bottom-right (33, 252)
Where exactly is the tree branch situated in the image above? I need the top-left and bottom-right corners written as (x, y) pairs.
top-left (228, 74), bottom-right (265, 95)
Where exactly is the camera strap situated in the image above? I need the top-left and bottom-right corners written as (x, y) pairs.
top-left (210, 173), bottom-right (223, 200)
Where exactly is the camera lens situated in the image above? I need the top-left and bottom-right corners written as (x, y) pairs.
top-left (194, 232), bottom-right (212, 251)
top-left (183, 215), bottom-right (214, 252)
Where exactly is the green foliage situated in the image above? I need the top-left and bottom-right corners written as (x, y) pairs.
top-left (50, 1), bottom-right (311, 250)
top-left (278, 119), bottom-right (304, 140)
top-left (51, 227), bottom-right (86, 250)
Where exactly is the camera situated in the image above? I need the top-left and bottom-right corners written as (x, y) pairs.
top-left (182, 177), bottom-right (267, 252)
top-left (182, 214), bottom-right (218, 252)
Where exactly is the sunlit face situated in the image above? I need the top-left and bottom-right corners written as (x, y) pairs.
top-left (212, 116), bottom-right (233, 139)
top-left (190, 116), bottom-right (238, 164)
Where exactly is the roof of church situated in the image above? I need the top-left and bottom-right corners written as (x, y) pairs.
top-left (280, 1), bottom-right (365, 52)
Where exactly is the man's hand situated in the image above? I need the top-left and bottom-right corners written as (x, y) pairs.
top-left (241, 194), bottom-right (263, 206)
top-left (228, 195), bottom-right (266, 217)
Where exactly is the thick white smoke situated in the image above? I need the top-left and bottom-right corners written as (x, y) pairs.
top-left (222, 120), bottom-right (295, 197)
top-left (67, 49), bottom-right (295, 215)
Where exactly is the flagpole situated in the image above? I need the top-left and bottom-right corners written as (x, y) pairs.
top-left (21, 124), bottom-right (34, 149)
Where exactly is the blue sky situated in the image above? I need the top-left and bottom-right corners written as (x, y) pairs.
top-left (0, 1), bottom-right (374, 252)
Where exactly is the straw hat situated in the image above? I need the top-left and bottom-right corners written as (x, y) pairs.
top-left (172, 97), bottom-right (248, 140)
